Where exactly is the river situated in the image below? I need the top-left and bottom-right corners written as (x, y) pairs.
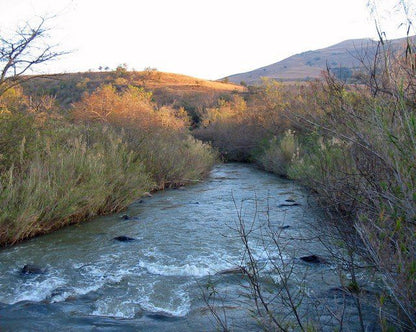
top-left (0, 163), bottom-right (378, 331)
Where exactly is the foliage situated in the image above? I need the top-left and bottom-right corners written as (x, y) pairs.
top-left (72, 84), bottom-right (216, 188)
top-left (0, 121), bottom-right (153, 246)
top-left (0, 81), bottom-right (216, 246)
top-left (285, 52), bottom-right (416, 328)
top-left (258, 129), bottom-right (300, 177)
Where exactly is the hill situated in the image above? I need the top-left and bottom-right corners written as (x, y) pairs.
top-left (226, 36), bottom-right (413, 84)
top-left (22, 70), bottom-right (246, 122)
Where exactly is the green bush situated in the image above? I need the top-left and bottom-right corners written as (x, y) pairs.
top-left (257, 129), bottom-right (300, 177)
top-left (0, 123), bottom-right (153, 246)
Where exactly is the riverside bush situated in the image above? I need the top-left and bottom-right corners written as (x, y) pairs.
top-left (0, 123), bottom-right (152, 246)
top-left (0, 84), bottom-right (216, 246)
top-left (284, 61), bottom-right (416, 327)
top-left (258, 129), bottom-right (300, 177)
top-left (72, 84), bottom-right (217, 188)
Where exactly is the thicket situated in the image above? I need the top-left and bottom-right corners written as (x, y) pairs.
top-left (196, 41), bottom-right (416, 329)
top-left (0, 84), bottom-right (216, 247)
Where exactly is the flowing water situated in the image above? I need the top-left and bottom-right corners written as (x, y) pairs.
top-left (0, 164), bottom-right (378, 331)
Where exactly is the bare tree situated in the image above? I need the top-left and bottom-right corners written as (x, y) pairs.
top-left (0, 17), bottom-right (66, 97)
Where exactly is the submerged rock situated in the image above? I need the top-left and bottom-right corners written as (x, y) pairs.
top-left (120, 214), bottom-right (130, 220)
top-left (113, 236), bottom-right (136, 242)
top-left (145, 312), bottom-right (179, 321)
top-left (300, 255), bottom-right (326, 264)
top-left (21, 264), bottom-right (44, 275)
top-left (216, 266), bottom-right (245, 275)
top-left (278, 225), bottom-right (291, 230)
top-left (278, 202), bottom-right (301, 207)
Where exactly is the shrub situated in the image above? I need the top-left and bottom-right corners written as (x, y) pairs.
top-left (0, 123), bottom-right (152, 246)
top-left (0, 82), bottom-right (217, 246)
top-left (72, 83), bottom-right (217, 188)
top-left (258, 129), bottom-right (300, 177)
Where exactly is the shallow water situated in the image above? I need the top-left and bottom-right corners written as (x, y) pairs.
top-left (0, 164), bottom-right (377, 331)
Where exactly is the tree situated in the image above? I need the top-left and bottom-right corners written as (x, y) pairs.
top-left (0, 17), bottom-right (66, 97)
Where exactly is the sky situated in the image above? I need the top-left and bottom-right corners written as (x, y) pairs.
top-left (0, 0), bottom-right (413, 80)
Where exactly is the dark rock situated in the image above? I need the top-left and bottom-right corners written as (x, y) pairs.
top-left (278, 225), bottom-right (291, 230)
top-left (21, 264), bottom-right (44, 275)
top-left (120, 214), bottom-right (130, 220)
top-left (146, 312), bottom-right (179, 321)
top-left (216, 266), bottom-right (245, 275)
top-left (278, 203), bottom-right (301, 207)
top-left (300, 255), bottom-right (326, 264)
top-left (138, 200), bottom-right (144, 203)
top-left (113, 236), bottom-right (136, 242)
top-left (189, 202), bottom-right (199, 205)
top-left (285, 199), bottom-right (296, 203)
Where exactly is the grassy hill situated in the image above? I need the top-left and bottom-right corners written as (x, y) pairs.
top-left (22, 70), bottom-right (246, 123)
top-left (226, 36), bottom-right (413, 84)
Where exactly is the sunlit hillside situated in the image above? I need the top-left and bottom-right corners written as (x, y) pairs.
top-left (22, 70), bottom-right (245, 107)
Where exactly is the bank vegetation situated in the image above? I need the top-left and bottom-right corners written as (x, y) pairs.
top-left (195, 38), bottom-right (416, 330)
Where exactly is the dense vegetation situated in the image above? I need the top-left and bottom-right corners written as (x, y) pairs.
top-left (196, 40), bottom-right (416, 330)
top-left (0, 83), bottom-right (216, 247)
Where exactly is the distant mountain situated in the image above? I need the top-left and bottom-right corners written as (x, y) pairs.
top-left (226, 36), bottom-right (413, 84)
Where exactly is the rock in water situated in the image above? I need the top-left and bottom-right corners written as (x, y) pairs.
top-left (300, 255), bottom-right (326, 264)
top-left (278, 225), bottom-right (291, 230)
top-left (278, 202), bottom-right (301, 207)
top-left (120, 214), bottom-right (130, 220)
top-left (216, 266), bottom-right (245, 275)
top-left (21, 264), bottom-right (44, 275)
top-left (113, 236), bottom-right (136, 242)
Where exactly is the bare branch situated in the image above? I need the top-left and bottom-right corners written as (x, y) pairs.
top-left (0, 17), bottom-right (68, 97)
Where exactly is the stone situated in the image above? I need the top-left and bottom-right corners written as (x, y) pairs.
top-left (278, 225), bottom-right (291, 230)
top-left (21, 264), bottom-right (44, 275)
top-left (113, 236), bottom-right (136, 242)
top-left (216, 266), bottom-right (245, 275)
top-left (278, 202), bottom-right (301, 207)
top-left (120, 214), bottom-right (130, 220)
top-left (146, 312), bottom-right (178, 321)
top-left (300, 255), bottom-right (326, 264)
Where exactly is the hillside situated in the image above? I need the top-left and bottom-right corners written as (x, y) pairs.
top-left (226, 36), bottom-right (413, 84)
top-left (22, 70), bottom-right (245, 115)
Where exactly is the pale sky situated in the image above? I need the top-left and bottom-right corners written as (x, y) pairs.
top-left (0, 0), bottom-right (413, 80)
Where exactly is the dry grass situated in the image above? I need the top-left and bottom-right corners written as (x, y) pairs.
top-left (0, 124), bottom-right (153, 246)
top-left (0, 82), bottom-right (217, 247)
